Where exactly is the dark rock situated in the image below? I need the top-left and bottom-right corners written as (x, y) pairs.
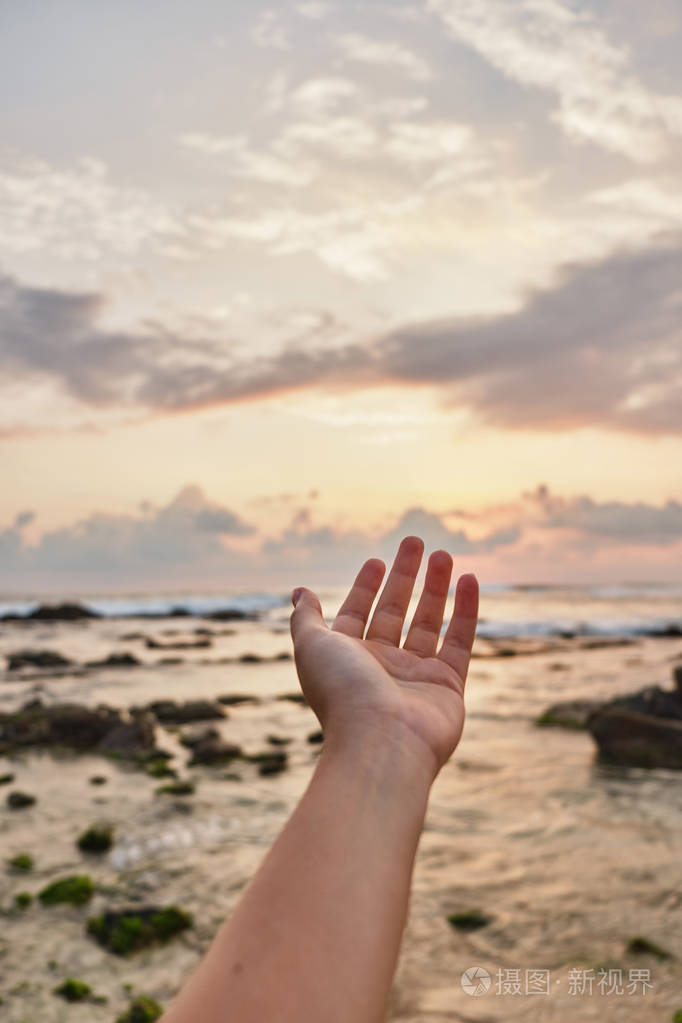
top-left (673, 664), bottom-right (682, 696)
top-left (640, 623), bottom-right (682, 638)
top-left (307, 729), bottom-right (324, 744)
top-left (77, 825), bottom-right (114, 853)
top-left (7, 649), bottom-right (73, 671)
top-left (144, 699), bottom-right (227, 724)
top-left (116, 994), bottom-right (163, 1022)
top-left (246, 750), bottom-right (288, 775)
top-left (2, 602), bottom-right (100, 622)
top-left (447, 909), bottom-right (493, 932)
top-left (119, 632), bottom-right (147, 641)
top-left (89, 775), bottom-right (108, 785)
top-left (0, 700), bottom-right (156, 759)
top-left (267, 734), bottom-right (293, 746)
top-left (535, 700), bottom-right (602, 730)
top-left (155, 780), bottom-right (195, 796)
top-left (54, 978), bottom-right (92, 1002)
top-left (156, 657), bottom-right (185, 665)
top-left (218, 694), bottom-right (259, 706)
top-left (609, 685), bottom-right (682, 721)
top-left (276, 692), bottom-right (308, 706)
top-left (0, 772), bottom-right (15, 784)
top-left (145, 638), bottom-right (211, 650)
top-left (626, 936), bottom-right (672, 960)
top-left (86, 905), bottom-right (192, 955)
top-left (7, 790), bottom-right (36, 809)
top-left (587, 707), bottom-right (682, 769)
top-left (186, 728), bottom-right (242, 765)
top-left (206, 608), bottom-right (255, 622)
top-left (238, 653), bottom-right (263, 663)
top-left (274, 651), bottom-right (293, 661)
top-left (85, 652), bottom-right (141, 669)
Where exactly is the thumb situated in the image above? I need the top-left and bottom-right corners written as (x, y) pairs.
top-left (290, 587), bottom-right (326, 643)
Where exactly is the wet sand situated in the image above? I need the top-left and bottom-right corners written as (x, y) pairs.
top-left (1, 609), bottom-right (681, 1021)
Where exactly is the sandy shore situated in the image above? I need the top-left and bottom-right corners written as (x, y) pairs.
top-left (1, 610), bottom-right (681, 1022)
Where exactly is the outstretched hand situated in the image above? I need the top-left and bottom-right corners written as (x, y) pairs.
top-left (290, 536), bottom-right (479, 779)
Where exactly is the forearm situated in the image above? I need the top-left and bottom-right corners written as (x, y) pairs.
top-left (162, 727), bottom-right (434, 1023)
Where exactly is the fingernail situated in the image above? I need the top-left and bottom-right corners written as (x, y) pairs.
top-left (292, 587), bottom-right (303, 606)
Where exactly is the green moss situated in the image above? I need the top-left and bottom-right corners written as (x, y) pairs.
top-left (535, 711), bottom-right (585, 730)
top-left (116, 995), bottom-right (163, 1022)
top-left (145, 759), bottom-right (178, 779)
top-left (38, 874), bottom-right (95, 907)
top-left (672, 1010), bottom-right (682, 1023)
top-left (155, 781), bottom-right (195, 796)
top-left (14, 891), bottom-right (32, 910)
top-left (54, 978), bottom-right (92, 1002)
top-left (77, 825), bottom-right (114, 853)
top-left (9, 852), bottom-right (34, 872)
top-left (626, 936), bottom-right (672, 960)
top-left (447, 909), bottom-right (493, 932)
top-left (87, 905), bottom-right (192, 956)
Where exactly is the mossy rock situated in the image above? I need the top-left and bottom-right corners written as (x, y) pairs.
top-left (39, 874), bottom-right (95, 907)
top-left (156, 780), bottom-right (195, 796)
top-left (145, 759), bottom-right (178, 779)
top-left (6, 790), bottom-right (36, 809)
top-left (116, 994), bottom-right (163, 1022)
top-left (77, 825), bottom-right (114, 853)
top-left (9, 853), bottom-right (34, 872)
top-left (87, 905), bottom-right (192, 955)
top-left (447, 909), bottom-right (493, 932)
top-left (15, 891), bottom-right (32, 910)
top-left (54, 978), bottom-right (92, 1002)
top-left (626, 935), bottom-right (672, 960)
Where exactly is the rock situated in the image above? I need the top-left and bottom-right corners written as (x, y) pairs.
top-left (1, 602), bottom-right (100, 622)
top-left (145, 638), bottom-right (211, 650)
top-left (116, 995), bottom-right (163, 1022)
top-left (8, 852), bottom-right (34, 871)
top-left (155, 780), bottom-right (195, 796)
top-left (307, 729), bottom-right (324, 744)
top-left (142, 699), bottom-right (227, 724)
top-left (39, 874), bottom-right (95, 907)
top-left (89, 775), bottom-right (108, 785)
top-left (0, 700), bottom-right (156, 759)
top-left (609, 685), bottom-right (682, 721)
top-left (587, 707), bottom-right (682, 769)
top-left (276, 692), bottom-right (308, 706)
top-left (206, 608), bottom-right (255, 622)
top-left (218, 694), bottom-right (260, 706)
top-left (7, 790), bottom-right (36, 809)
top-left (85, 652), bottom-right (141, 669)
top-left (535, 700), bottom-right (602, 730)
top-left (447, 909), bottom-right (494, 932)
top-left (625, 936), bottom-right (672, 960)
top-left (77, 825), bottom-right (114, 853)
top-left (86, 905), bottom-right (192, 955)
top-left (267, 734), bottom-right (293, 746)
top-left (183, 726), bottom-right (242, 766)
top-left (245, 750), bottom-right (288, 775)
top-left (238, 653), bottom-right (264, 663)
top-left (54, 978), bottom-right (93, 1002)
top-left (0, 772), bottom-right (15, 784)
top-left (674, 664), bottom-right (682, 696)
top-left (7, 649), bottom-right (73, 671)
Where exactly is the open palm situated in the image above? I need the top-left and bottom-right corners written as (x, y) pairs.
top-left (290, 536), bottom-right (479, 774)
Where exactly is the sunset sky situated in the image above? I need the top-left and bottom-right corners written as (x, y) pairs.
top-left (2, 0), bottom-right (682, 592)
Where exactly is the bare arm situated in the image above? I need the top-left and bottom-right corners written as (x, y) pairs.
top-left (161, 536), bottom-right (479, 1023)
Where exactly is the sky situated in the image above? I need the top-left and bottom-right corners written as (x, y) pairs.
top-left (1, 0), bottom-right (682, 593)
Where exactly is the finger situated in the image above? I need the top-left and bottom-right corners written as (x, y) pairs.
top-left (290, 587), bottom-right (327, 645)
top-left (436, 573), bottom-right (479, 682)
top-left (403, 549), bottom-right (453, 657)
top-left (331, 558), bottom-right (386, 638)
top-left (365, 536), bottom-right (424, 646)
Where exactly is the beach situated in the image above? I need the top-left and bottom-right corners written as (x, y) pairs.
top-left (1, 584), bottom-right (681, 1022)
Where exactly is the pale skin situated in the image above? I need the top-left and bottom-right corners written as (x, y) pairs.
top-left (161, 535), bottom-right (479, 1023)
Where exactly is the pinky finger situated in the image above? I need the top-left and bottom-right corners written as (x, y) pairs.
top-left (436, 573), bottom-right (479, 683)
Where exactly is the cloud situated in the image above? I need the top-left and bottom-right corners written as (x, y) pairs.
top-left (179, 133), bottom-right (316, 187)
top-left (428, 0), bottom-right (682, 162)
top-left (527, 484), bottom-right (682, 545)
top-left (3, 485), bottom-right (680, 592)
top-left (0, 154), bottom-right (186, 261)
top-left (295, 1), bottom-right (333, 18)
top-left (251, 9), bottom-right (290, 50)
top-left (2, 233), bottom-right (681, 432)
top-left (335, 32), bottom-right (433, 82)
